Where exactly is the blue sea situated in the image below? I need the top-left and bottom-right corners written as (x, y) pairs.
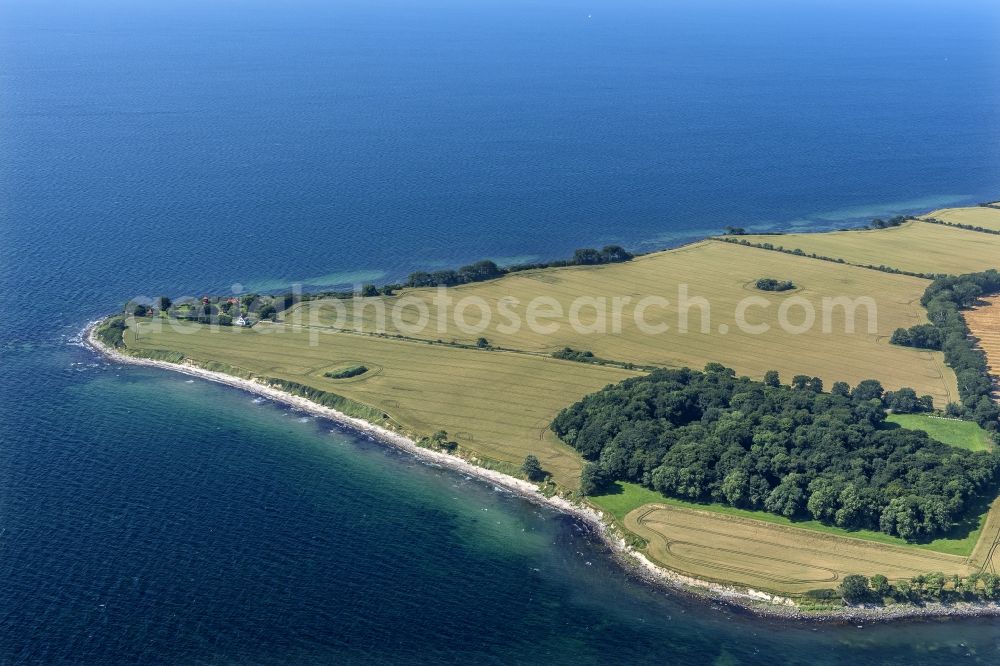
top-left (2, 0), bottom-right (1000, 662)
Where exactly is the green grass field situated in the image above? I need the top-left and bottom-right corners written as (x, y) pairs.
top-left (922, 206), bottom-right (1000, 232)
top-left (124, 320), bottom-right (636, 487)
top-left (591, 481), bottom-right (988, 556)
top-left (885, 413), bottom-right (994, 452)
top-left (287, 240), bottom-right (956, 403)
top-left (738, 220), bottom-right (1000, 276)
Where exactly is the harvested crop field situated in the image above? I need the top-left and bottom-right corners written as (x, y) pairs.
top-left (287, 240), bottom-right (956, 402)
top-left (738, 221), bottom-right (1000, 276)
top-left (624, 504), bottom-right (974, 596)
top-left (965, 295), bottom-right (1000, 399)
top-left (124, 320), bottom-right (636, 486)
top-left (922, 206), bottom-right (1000, 232)
top-left (970, 498), bottom-right (1000, 576)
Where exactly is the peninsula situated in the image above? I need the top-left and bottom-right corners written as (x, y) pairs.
top-left (89, 203), bottom-right (1000, 618)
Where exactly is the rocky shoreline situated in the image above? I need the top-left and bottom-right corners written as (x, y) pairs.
top-left (83, 320), bottom-right (1000, 623)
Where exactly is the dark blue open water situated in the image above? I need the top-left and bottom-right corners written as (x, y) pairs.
top-left (2, 0), bottom-right (999, 662)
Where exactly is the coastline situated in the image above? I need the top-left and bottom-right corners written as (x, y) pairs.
top-left (83, 320), bottom-right (1000, 623)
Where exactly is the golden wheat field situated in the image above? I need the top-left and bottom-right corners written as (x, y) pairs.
top-left (739, 220), bottom-right (1000, 276)
top-left (965, 295), bottom-right (1000, 399)
top-left (922, 206), bottom-right (1000, 232)
top-left (286, 240), bottom-right (957, 402)
top-left (970, 497), bottom-right (1000, 577)
top-left (624, 504), bottom-right (977, 595)
top-left (124, 321), bottom-right (636, 486)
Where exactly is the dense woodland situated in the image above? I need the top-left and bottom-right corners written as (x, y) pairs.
top-left (552, 365), bottom-right (1000, 541)
top-left (891, 269), bottom-right (1000, 429)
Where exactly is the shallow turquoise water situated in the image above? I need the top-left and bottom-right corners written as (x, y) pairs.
top-left (2, 0), bottom-right (1000, 662)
